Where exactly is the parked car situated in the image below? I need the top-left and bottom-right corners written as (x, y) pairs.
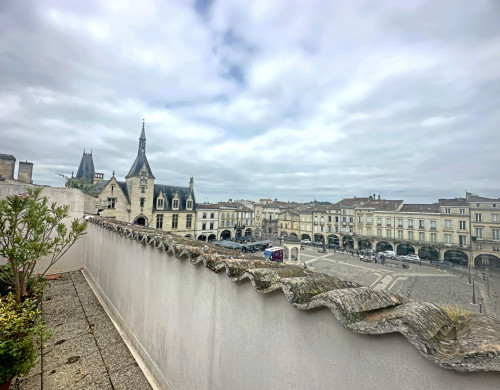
top-left (361, 249), bottom-right (374, 255)
top-left (403, 254), bottom-right (420, 263)
top-left (301, 239), bottom-right (311, 244)
top-left (382, 250), bottom-right (397, 259)
top-left (313, 241), bottom-right (324, 246)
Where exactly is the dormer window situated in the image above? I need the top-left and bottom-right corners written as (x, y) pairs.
top-left (157, 198), bottom-right (164, 209)
top-left (141, 170), bottom-right (147, 177)
top-left (173, 199), bottom-right (179, 209)
top-left (187, 200), bottom-right (193, 209)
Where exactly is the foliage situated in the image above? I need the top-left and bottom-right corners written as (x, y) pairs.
top-left (441, 304), bottom-right (473, 324)
top-left (58, 173), bottom-right (98, 194)
top-left (0, 294), bottom-right (50, 383)
top-left (0, 187), bottom-right (86, 303)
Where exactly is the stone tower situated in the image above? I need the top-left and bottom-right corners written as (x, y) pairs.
top-left (126, 120), bottom-right (155, 225)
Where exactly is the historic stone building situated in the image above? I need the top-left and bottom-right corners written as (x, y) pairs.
top-left (0, 154), bottom-right (33, 184)
top-left (77, 122), bottom-right (196, 238)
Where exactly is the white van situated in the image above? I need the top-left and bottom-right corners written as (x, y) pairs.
top-left (382, 250), bottom-right (396, 258)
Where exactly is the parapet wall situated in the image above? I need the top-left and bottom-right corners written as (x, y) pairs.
top-left (83, 218), bottom-right (500, 390)
top-left (0, 183), bottom-right (86, 274)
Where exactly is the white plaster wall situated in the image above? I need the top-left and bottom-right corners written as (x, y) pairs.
top-left (83, 223), bottom-right (500, 390)
top-left (0, 183), bottom-right (85, 273)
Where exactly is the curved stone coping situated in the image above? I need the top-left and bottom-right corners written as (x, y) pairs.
top-left (88, 217), bottom-right (500, 372)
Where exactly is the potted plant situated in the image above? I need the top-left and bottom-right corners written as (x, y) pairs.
top-left (0, 294), bottom-right (49, 390)
top-left (0, 187), bottom-right (86, 303)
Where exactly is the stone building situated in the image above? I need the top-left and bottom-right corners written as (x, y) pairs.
top-left (195, 204), bottom-right (219, 241)
top-left (77, 122), bottom-right (196, 238)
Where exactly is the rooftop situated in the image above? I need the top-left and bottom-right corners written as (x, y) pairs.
top-left (12, 271), bottom-right (153, 389)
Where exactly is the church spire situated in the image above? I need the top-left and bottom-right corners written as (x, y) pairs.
top-left (126, 119), bottom-right (155, 179)
top-left (138, 118), bottom-right (146, 154)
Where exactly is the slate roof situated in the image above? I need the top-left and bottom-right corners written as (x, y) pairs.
top-left (76, 152), bottom-right (95, 181)
top-left (439, 198), bottom-right (469, 206)
top-left (90, 217), bottom-right (500, 373)
top-left (359, 199), bottom-right (404, 212)
top-left (467, 195), bottom-right (500, 203)
top-left (197, 203), bottom-right (220, 210)
top-left (339, 197), bottom-right (370, 207)
top-left (400, 203), bottom-right (440, 213)
top-left (154, 184), bottom-right (194, 211)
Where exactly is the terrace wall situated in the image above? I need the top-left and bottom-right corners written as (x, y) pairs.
top-left (83, 221), bottom-right (500, 390)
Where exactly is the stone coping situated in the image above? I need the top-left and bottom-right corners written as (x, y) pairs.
top-left (88, 217), bottom-right (500, 373)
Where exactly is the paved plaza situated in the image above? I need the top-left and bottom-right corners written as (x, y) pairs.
top-left (296, 245), bottom-right (500, 320)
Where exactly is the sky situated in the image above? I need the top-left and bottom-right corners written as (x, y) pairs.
top-left (2, 0), bottom-right (500, 204)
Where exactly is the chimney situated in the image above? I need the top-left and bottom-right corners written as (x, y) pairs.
top-left (378, 194), bottom-right (381, 200)
top-left (18, 161), bottom-right (33, 184)
top-left (189, 177), bottom-right (194, 192)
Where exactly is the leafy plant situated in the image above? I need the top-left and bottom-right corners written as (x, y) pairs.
top-left (0, 188), bottom-right (86, 303)
top-left (0, 294), bottom-right (50, 383)
top-left (441, 304), bottom-right (473, 324)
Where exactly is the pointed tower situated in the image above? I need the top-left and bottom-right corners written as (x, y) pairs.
top-left (76, 149), bottom-right (95, 183)
top-left (126, 120), bottom-right (155, 225)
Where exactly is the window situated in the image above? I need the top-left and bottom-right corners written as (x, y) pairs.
top-left (445, 220), bottom-right (451, 229)
top-left (140, 179), bottom-right (147, 185)
top-left (157, 198), bottom-right (164, 208)
top-left (366, 216), bottom-right (371, 224)
top-left (107, 197), bottom-right (116, 209)
top-left (187, 200), bottom-right (192, 209)
top-left (110, 184), bottom-right (115, 194)
top-left (430, 220), bottom-right (436, 230)
top-left (141, 170), bottom-right (147, 177)
top-left (459, 235), bottom-right (467, 247)
top-left (377, 217), bottom-right (382, 226)
top-left (186, 214), bottom-right (192, 228)
top-left (419, 232), bottom-right (425, 242)
top-left (398, 230), bottom-right (403, 239)
top-left (141, 187), bottom-right (145, 193)
top-left (494, 204), bottom-right (497, 208)
top-left (211, 213), bottom-right (215, 219)
top-left (336, 216), bottom-right (339, 223)
top-left (408, 219), bottom-right (414, 228)
top-left (476, 228), bottom-right (483, 239)
top-left (398, 218), bottom-right (403, 227)
top-left (493, 229), bottom-right (500, 241)
top-left (494, 246), bottom-right (500, 252)
top-left (476, 213), bottom-right (482, 222)
top-left (342, 216), bottom-right (346, 222)
top-left (459, 221), bottom-right (466, 230)
top-left (349, 217), bottom-right (353, 223)
top-left (156, 215), bottom-right (163, 229)
top-left (431, 233), bottom-right (437, 243)
top-left (445, 208), bottom-right (450, 213)
top-left (408, 231), bottom-right (414, 240)
top-left (140, 197), bottom-right (145, 207)
top-left (202, 223), bottom-right (206, 230)
top-left (493, 214), bottom-right (499, 222)
top-left (460, 209), bottom-right (465, 214)
top-left (328, 216), bottom-right (332, 222)
top-left (172, 214), bottom-right (178, 228)
top-left (377, 229), bottom-right (382, 237)
top-left (445, 234), bottom-right (452, 244)
top-left (417, 220), bottom-right (424, 229)
top-left (386, 230), bottom-right (392, 238)
top-left (173, 199), bottom-right (179, 209)
top-left (386, 218), bottom-right (391, 226)
top-left (203, 213), bottom-right (207, 219)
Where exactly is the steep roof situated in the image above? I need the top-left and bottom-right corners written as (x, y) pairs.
top-left (439, 198), bottom-right (468, 206)
top-left (76, 152), bottom-right (95, 181)
top-left (93, 179), bottom-right (130, 202)
top-left (126, 122), bottom-right (155, 179)
top-left (154, 184), bottom-right (194, 210)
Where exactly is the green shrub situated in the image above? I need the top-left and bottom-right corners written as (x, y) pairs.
top-left (0, 294), bottom-right (50, 383)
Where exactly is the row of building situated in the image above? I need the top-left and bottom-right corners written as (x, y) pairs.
top-left (2, 122), bottom-right (499, 269)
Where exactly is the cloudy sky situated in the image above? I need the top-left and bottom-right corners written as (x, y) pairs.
top-left (2, 0), bottom-right (500, 204)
